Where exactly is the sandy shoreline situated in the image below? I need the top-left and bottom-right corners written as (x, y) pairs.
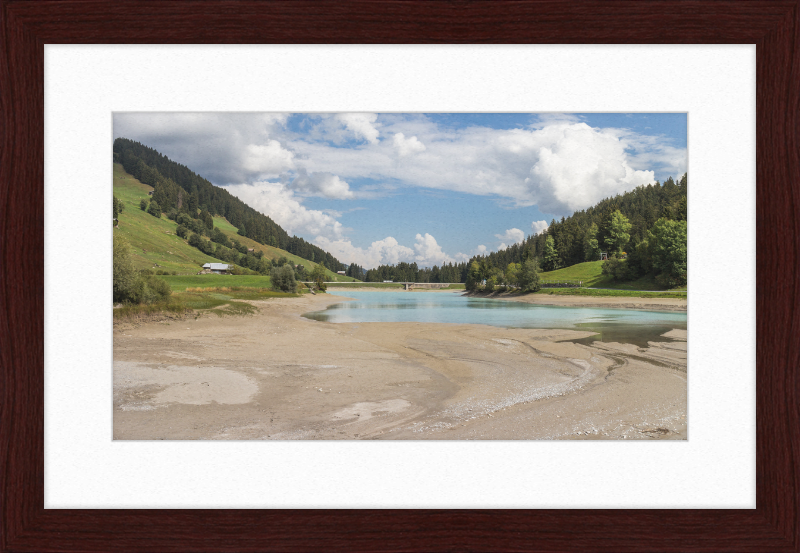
top-left (464, 290), bottom-right (687, 312)
top-left (326, 287), bottom-right (687, 312)
top-left (114, 293), bottom-right (687, 440)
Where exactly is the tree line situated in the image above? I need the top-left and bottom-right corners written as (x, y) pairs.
top-left (114, 138), bottom-right (346, 272)
top-left (479, 174), bottom-right (687, 273)
top-left (358, 174), bottom-right (688, 291)
top-left (363, 261), bottom-right (469, 283)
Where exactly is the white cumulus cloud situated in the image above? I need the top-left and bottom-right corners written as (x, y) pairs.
top-left (313, 233), bottom-right (454, 269)
top-left (313, 236), bottom-right (414, 269)
top-left (523, 123), bottom-right (655, 214)
top-left (392, 133), bottom-right (426, 157)
top-left (334, 113), bottom-right (380, 144)
top-left (113, 112), bottom-right (292, 184)
top-left (290, 169), bottom-right (354, 199)
top-left (531, 220), bottom-right (549, 235)
top-left (223, 181), bottom-right (343, 238)
top-left (495, 228), bottom-right (525, 245)
top-left (413, 233), bottom-right (453, 266)
top-left (242, 141), bottom-right (295, 177)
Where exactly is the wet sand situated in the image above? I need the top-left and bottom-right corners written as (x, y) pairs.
top-left (466, 290), bottom-right (688, 312)
top-left (114, 294), bottom-right (687, 440)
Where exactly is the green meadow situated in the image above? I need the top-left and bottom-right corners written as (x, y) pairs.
top-left (114, 162), bottom-right (359, 281)
top-left (539, 261), bottom-right (684, 292)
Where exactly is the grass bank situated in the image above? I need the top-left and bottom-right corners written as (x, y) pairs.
top-left (161, 274), bottom-right (274, 291)
top-left (539, 261), bottom-right (685, 292)
top-left (114, 287), bottom-right (302, 325)
top-left (535, 288), bottom-right (687, 299)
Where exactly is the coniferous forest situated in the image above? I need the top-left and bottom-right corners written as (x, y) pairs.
top-left (365, 175), bottom-right (687, 290)
top-left (113, 138), bottom-right (346, 272)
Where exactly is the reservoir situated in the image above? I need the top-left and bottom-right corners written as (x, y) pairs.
top-left (302, 291), bottom-right (687, 347)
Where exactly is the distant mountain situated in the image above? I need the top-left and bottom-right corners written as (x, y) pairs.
top-left (113, 138), bottom-right (346, 272)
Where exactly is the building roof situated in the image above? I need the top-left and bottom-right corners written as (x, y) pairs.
top-left (202, 263), bottom-right (230, 270)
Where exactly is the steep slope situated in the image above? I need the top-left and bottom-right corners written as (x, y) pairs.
top-left (113, 163), bottom-right (221, 272)
top-left (114, 137), bottom-right (347, 272)
top-left (113, 163), bottom-right (357, 281)
top-left (211, 216), bottom-right (357, 280)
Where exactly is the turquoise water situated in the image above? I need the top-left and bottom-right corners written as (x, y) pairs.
top-left (303, 291), bottom-right (687, 347)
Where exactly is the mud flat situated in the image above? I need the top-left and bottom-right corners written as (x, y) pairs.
top-left (468, 291), bottom-right (688, 312)
top-left (114, 294), bottom-right (687, 440)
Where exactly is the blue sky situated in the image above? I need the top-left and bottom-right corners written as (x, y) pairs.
top-left (114, 112), bottom-right (686, 268)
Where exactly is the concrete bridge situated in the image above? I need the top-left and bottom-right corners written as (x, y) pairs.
top-left (397, 282), bottom-right (452, 290)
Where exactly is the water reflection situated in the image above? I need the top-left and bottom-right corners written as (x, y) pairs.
top-left (302, 291), bottom-right (686, 347)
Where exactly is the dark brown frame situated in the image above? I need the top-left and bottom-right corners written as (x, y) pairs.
top-left (2, 1), bottom-right (798, 551)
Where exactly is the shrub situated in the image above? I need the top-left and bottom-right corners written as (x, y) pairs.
top-left (139, 199), bottom-right (148, 211)
top-left (310, 262), bottom-right (327, 292)
top-left (129, 275), bottom-right (172, 304)
top-left (113, 235), bottom-right (139, 303)
top-left (601, 257), bottom-right (631, 281)
top-left (147, 200), bottom-right (161, 217)
top-left (113, 235), bottom-right (172, 305)
top-left (270, 264), bottom-right (298, 293)
top-left (176, 224), bottom-right (188, 238)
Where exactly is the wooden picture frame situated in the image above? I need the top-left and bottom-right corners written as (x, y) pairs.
top-left (1, 1), bottom-right (797, 551)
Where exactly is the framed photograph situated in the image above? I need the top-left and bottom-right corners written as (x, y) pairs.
top-left (2, 1), bottom-right (797, 551)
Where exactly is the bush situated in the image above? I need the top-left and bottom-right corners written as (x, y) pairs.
top-left (601, 257), bottom-right (631, 281)
top-left (166, 208), bottom-right (178, 221)
top-left (211, 227), bottom-right (231, 248)
top-left (139, 199), bottom-right (148, 211)
top-left (113, 235), bottom-right (172, 305)
top-left (147, 200), bottom-right (161, 217)
top-left (176, 224), bottom-right (188, 238)
top-left (310, 262), bottom-right (327, 292)
top-left (113, 235), bottom-right (139, 303)
top-left (271, 264), bottom-right (298, 293)
top-left (129, 275), bottom-right (172, 304)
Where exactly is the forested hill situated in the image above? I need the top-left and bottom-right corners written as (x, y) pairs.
top-left (478, 174), bottom-right (687, 271)
top-left (113, 138), bottom-right (345, 272)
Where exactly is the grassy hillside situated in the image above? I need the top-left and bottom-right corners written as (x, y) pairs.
top-left (113, 163), bottom-right (220, 273)
top-left (113, 162), bottom-right (359, 281)
top-left (539, 261), bottom-right (682, 291)
top-left (211, 216), bottom-right (357, 282)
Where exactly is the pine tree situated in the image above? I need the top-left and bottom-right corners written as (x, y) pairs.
top-left (541, 235), bottom-right (560, 271)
